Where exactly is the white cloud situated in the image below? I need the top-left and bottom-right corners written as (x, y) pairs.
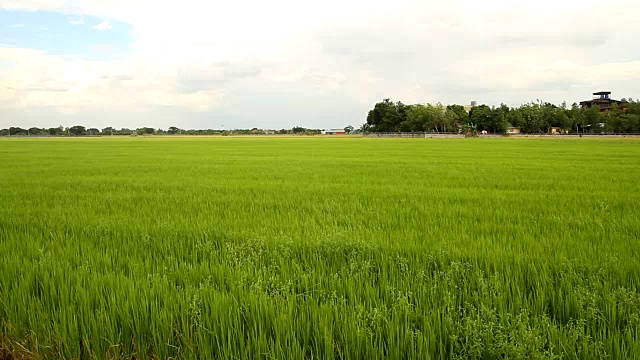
top-left (93, 20), bottom-right (112, 31)
top-left (0, 0), bottom-right (639, 129)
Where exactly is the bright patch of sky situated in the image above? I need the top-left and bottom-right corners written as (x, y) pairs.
top-left (0, 10), bottom-right (131, 60)
top-left (0, 0), bottom-right (638, 130)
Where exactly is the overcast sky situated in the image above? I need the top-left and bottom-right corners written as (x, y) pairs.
top-left (0, 0), bottom-right (638, 130)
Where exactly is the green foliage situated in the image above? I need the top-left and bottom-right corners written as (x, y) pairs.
top-left (469, 105), bottom-right (494, 132)
top-left (366, 98), bottom-right (640, 134)
top-left (48, 126), bottom-right (64, 136)
top-left (1, 137), bottom-right (640, 359)
top-left (8, 127), bottom-right (27, 135)
top-left (583, 106), bottom-right (603, 133)
top-left (404, 104), bottom-right (432, 132)
top-left (102, 126), bottom-right (115, 135)
top-left (366, 98), bottom-right (409, 132)
top-left (69, 125), bottom-right (87, 136)
top-left (367, 101), bottom-right (463, 133)
top-left (446, 104), bottom-right (469, 125)
top-left (461, 123), bottom-right (478, 137)
top-left (136, 127), bottom-right (156, 135)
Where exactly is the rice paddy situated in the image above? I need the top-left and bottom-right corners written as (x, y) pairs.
top-left (1, 136), bottom-right (639, 359)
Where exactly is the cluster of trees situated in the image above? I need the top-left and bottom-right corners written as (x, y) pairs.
top-left (365, 100), bottom-right (468, 133)
top-left (0, 126), bottom-right (330, 136)
top-left (0, 126), bottom-right (101, 136)
top-left (1, 126), bottom-right (125, 136)
top-left (365, 98), bottom-right (640, 134)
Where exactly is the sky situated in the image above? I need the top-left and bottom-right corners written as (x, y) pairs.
top-left (0, 0), bottom-right (639, 130)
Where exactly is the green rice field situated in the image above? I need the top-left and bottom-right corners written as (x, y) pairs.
top-left (1, 137), bottom-right (639, 359)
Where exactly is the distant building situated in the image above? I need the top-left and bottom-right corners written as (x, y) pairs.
top-left (463, 101), bottom-right (478, 114)
top-left (579, 91), bottom-right (628, 112)
top-left (548, 127), bottom-right (568, 135)
top-left (507, 127), bottom-right (521, 134)
top-left (321, 129), bottom-right (346, 135)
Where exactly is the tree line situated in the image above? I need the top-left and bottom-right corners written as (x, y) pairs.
top-left (0, 126), bottom-right (333, 137)
top-left (364, 98), bottom-right (640, 134)
top-left (5, 97), bottom-right (640, 136)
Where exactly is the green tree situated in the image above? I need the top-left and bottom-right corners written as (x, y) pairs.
top-left (136, 127), bottom-right (155, 135)
top-left (489, 104), bottom-right (509, 133)
top-left (469, 105), bottom-right (493, 132)
top-left (10, 127), bottom-right (28, 135)
top-left (506, 108), bottom-right (524, 129)
top-left (446, 105), bottom-right (469, 129)
top-left (520, 104), bottom-right (544, 133)
top-left (28, 127), bottom-right (42, 135)
top-left (366, 99), bottom-right (408, 132)
top-left (69, 126), bottom-right (86, 136)
top-left (431, 103), bottom-right (449, 132)
top-left (365, 99), bottom-right (389, 131)
top-left (403, 104), bottom-right (447, 132)
top-left (603, 103), bottom-right (622, 133)
top-left (447, 105), bottom-right (469, 125)
top-left (620, 114), bottom-right (640, 133)
top-left (567, 103), bottom-right (583, 133)
top-left (403, 104), bottom-right (428, 132)
top-left (584, 106), bottom-right (602, 133)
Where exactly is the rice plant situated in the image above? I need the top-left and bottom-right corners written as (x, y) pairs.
top-left (1, 137), bottom-right (639, 359)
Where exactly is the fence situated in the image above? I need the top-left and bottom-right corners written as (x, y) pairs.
top-left (362, 132), bottom-right (640, 138)
top-left (363, 132), bottom-right (462, 138)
